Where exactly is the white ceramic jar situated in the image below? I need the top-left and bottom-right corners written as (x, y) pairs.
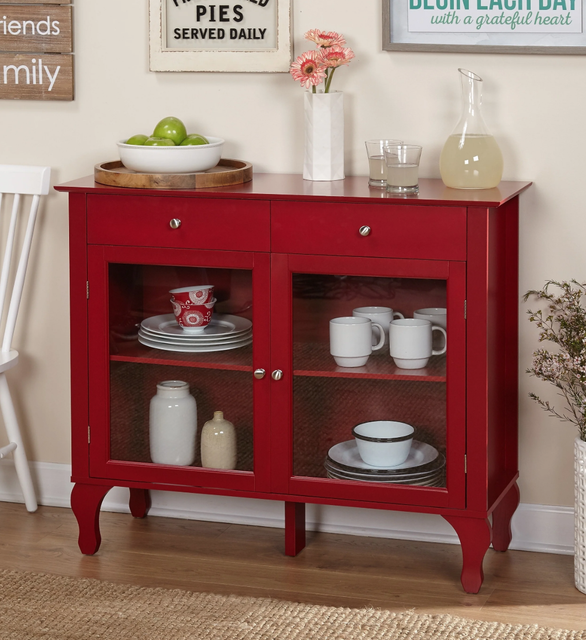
top-left (201, 411), bottom-right (237, 470)
top-left (149, 380), bottom-right (197, 466)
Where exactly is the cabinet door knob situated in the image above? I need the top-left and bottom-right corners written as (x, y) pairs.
top-left (170, 218), bottom-right (182, 229)
top-left (253, 368), bottom-right (266, 380)
top-left (359, 225), bottom-right (371, 237)
top-left (271, 369), bottom-right (283, 381)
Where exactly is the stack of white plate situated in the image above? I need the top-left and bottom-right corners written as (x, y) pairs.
top-left (325, 440), bottom-right (445, 486)
top-left (138, 313), bottom-right (252, 353)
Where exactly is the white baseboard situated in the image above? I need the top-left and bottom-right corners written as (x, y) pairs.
top-left (0, 459), bottom-right (574, 555)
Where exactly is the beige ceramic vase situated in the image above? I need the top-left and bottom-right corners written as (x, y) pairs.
top-left (201, 411), bottom-right (237, 470)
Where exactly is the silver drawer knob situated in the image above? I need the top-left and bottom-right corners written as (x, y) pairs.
top-left (359, 225), bottom-right (371, 237)
top-left (170, 218), bottom-right (182, 229)
top-left (254, 368), bottom-right (266, 380)
top-left (271, 369), bottom-right (283, 381)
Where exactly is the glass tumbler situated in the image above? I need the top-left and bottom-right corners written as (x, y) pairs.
top-left (384, 144), bottom-right (422, 195)
top-left (365, 139), bottom-right (402, 188)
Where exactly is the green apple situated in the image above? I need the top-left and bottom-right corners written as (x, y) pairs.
top-left (125, 134), bottom-right (149, 145)
top-left (180, 134), bottom-right (209, 146)
top-left (144, 137), bottom-right (175, 146)
top-left (153, 117), bottom-right (187, 145)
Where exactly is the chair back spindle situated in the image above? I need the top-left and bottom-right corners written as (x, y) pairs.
top-left (2, 193), bottom-right (42, 352)
top-left (0, 164), bottom-right (50, 512)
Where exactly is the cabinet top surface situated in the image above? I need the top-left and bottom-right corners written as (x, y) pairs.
top-left (55, 173), bottom-right (532, 207)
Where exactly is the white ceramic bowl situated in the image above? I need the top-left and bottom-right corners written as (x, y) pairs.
top-left (352, 420), bottom-right (415, 467)
top-left (117, 136), bottom-right (224, 174)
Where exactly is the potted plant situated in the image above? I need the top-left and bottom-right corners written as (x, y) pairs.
top-left (524, 280), bottom-right (586, 594)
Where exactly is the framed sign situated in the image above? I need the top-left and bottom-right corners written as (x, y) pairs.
top-left (0, 1), bottom-right (73, 100)
top-left (383, 0), bottom-right (586, 54)
top-left (149, 0), bottom-right (292, 72)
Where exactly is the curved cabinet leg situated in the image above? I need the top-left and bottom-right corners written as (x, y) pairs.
top-left (443, 515), bottom-right (492, 594)
top-left (285, 502), bottom-right (306, 557)
top-left (70, 483), bottom-right (112, 555)
top-left (129, 488), bottom-right (151, 519)
top-left (491, 481), bottom-right (520, 552)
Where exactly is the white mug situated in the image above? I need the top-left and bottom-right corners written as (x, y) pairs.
top-left (352, 306), bottom-right (404, 345)
top-left (413, 307), bottom-right (447, 330)
top-left (389, 318), bottom-right (447, 369)
top-left (329, 317), bottom-right (385, 368)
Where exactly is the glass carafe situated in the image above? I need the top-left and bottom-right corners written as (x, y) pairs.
top-left (439, 69), bottom-right (503, 190)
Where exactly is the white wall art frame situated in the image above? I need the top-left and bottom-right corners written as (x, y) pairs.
top-left (383, 0), bottom-right (586, 54)
top-left (149, 0), bottom-right (292, 72)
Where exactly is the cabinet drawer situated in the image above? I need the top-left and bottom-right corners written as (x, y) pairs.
top-left (272, 202), bottom-right (467, 261)
top-left (87, 195), bottom-right (270, 251)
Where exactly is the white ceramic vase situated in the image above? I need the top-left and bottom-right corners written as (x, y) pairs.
top-left (575, 436), bottom-right (586, 593)
top-left (149, 380), bottom-right (197, 466)
top-left (303, 91), bottom-right (345, 182)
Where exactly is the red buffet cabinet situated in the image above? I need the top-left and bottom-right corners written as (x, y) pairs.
top-left (56, 174), bottom-right (531, 593)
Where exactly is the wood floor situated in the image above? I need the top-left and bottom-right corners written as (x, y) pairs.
top-left (0, 500), bottom-right (584, 630)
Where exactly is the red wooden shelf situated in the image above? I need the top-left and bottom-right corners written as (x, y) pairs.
top-left (110, 339), bottom-right (253, 372)
top-left (293, 342), bottom-right (446, 382)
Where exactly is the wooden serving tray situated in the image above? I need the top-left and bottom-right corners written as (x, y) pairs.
top-left (94, 158), bottom-right (252, 190)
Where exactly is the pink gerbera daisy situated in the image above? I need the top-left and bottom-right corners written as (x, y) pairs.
top-left (304, 29), bottom-right (346, 48)
top-left (318, 45), bottom-right (355, 69)
top-left (290, 50), bottom-right (326, 89)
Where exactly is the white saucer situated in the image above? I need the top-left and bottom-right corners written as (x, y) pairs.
top-left (327, 440), bottom-right (439, 474)
top-left (141, 314), bottom-right (252, 339)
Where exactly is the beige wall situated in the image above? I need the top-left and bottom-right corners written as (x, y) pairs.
top-left (0, 1), bottom-right (580, 507)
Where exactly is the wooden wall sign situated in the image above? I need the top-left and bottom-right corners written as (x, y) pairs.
top-left (0, 1), bottom-right (73, 100)
top-left (149, 0), bottom-right (291, 72)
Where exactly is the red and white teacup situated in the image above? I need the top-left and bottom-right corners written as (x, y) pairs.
top-left (170, 292), bottom-right (216, 333)
top-left (170, 285), bottom-right (214, 306)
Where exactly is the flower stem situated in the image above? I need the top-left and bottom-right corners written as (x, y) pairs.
top-left (325, 67), bottom-right (337, 93)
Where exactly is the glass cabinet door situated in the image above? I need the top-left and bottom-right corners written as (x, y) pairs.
top-left (87, 245), bottom-right (270, 492)
top-left (271, 253), bottom-right (466, 509)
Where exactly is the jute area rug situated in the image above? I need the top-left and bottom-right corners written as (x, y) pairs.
top-left (1, 569), bottom-right (584, 640)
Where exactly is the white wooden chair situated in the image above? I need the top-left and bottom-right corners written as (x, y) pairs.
top-left (0, 165), bottom-right (51, 512)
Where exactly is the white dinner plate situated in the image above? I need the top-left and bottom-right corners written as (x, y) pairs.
top-left (326, 471), bottom-right (443, 487)
top-left (138, 334), bottom-right (252, 353)
top-left (325, 465), bottom-right (444, 484)
top-left (141, 313), bottom-right (252, 339)
top-left (327, 440), bottom-right (439, 474)
top-left (140, 325), bottom-right (252, 343)
top-left (326, 468), bottom-right (443, 484)
top-left (325, 453), bottom-right (445, 481)
top-left (138, 328), bottom-right (251, 347)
